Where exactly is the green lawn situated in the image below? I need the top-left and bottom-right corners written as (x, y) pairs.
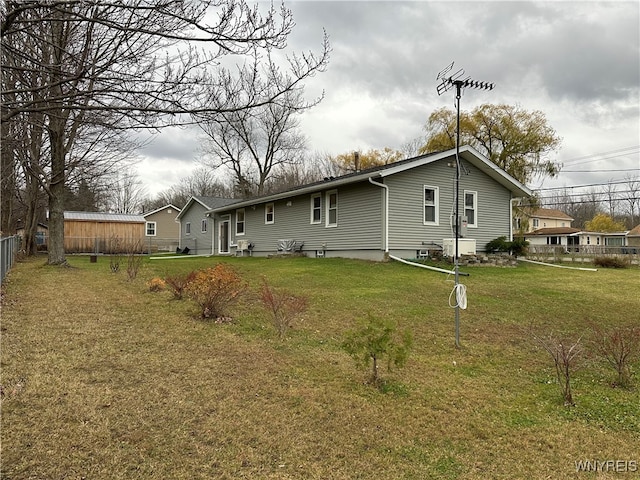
top-left (1, 254), bottom-right (639, 479)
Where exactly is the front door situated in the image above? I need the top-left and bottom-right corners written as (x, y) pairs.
top-left (219, 216), bottom-right (230, 254)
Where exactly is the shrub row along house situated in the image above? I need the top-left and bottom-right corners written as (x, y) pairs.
top-left (177, 146), bottom-right (532, 260)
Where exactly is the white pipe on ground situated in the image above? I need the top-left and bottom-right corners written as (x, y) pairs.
top-left (389, 254), bottom-right (456, 275)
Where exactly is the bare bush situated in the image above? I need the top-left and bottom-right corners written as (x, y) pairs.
top-left (590, 324), bottom-right (640, 388)
top-left (164, 271), bottom-right (198, 300)
top-left (259, 279), bottom-right (309, 339)
top-left (530, 329), bottom-right (582, 406)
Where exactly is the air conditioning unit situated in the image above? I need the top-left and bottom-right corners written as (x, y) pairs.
top-left (443, 238), bottom-right (476, 257)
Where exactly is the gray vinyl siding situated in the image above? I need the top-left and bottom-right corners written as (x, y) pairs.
top-left (222, 181), bottom-right (384, 255)
top-left (179, 203), bottom-right (213, 255)
top-left (385, 158), bottom-right (512, 252)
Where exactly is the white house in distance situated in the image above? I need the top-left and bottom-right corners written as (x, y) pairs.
top-left (522, 208), bottom-right (636, 253)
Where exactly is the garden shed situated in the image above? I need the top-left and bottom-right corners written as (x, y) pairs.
top-left (63, 211), bottom-right (146, 254)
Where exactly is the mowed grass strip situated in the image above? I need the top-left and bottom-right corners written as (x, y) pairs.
top-left (1, 255), bottom-right (638, 479)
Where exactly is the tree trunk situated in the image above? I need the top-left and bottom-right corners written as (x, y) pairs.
top-left (0, 120), bottom-right (16, 235)
top-left (47, 125), bottom-right (67, 265)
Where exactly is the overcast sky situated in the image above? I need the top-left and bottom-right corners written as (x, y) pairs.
top-left (136, 1), bottom-right (640, 200)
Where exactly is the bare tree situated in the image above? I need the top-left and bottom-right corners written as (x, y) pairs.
top-left (1, 1), bottom-right (330, 265)
top-left (103, 167), bottom-right (148, 214)
top-left (601, 180), bottom-right (618, 220)
top-left (621, 174), bottom-right (639, 228)
top-left (198, 85), bottom-right (319, 198)
top-left (146, 167), bottom-right (235, 211)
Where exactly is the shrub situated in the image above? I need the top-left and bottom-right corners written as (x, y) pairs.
top-left (185, 264), bottom-right (246, 320)
top-left (530, 329), bottom-right (582, 406)
top-left (165, 270), bottom-right (198, 299)
top-left (343, 315), bottom-right (412, 388)
top-left (148, 277), bottom-right (166, 292)
top-left (485, 236), bottom-right (528, 256)
top-left (590, 324), bottom-right (640, 388)
top-left (593, 256), bottom-right (628, 269)
top-left (486, 236), bottom-right (510, 253)
top-left (509, 236), bottom-right (529, 256)
top-left (259, 279), bottom-right (309, 339)
top-left (125, 240), bottom-right (143, 280)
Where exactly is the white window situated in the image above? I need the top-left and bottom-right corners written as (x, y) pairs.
top-left (310, 194), bottom-right (321, 224)
top-left (533, 218), bottom-right (539, 228)
top-left (146, 221), bottom-right (157, 236)
top-left (464, 190), bottom-right (477, 227)
top-left (326, 190), bottom-right (337, 227)
top-left (423, 186), bottom-right (439, 225)
top-left (265, 203), bottom-right (274, 224)
top-left (185, 222), bottom-right (191, 235)
top-left (236, 209), bottom-right (245, 235)
top-left (201, 218), bottom-right (207, 233)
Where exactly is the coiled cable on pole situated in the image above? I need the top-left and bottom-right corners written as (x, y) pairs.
top-left (449, 283), bottom-right (467, 310)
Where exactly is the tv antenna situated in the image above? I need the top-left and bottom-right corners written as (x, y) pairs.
top-left (436, 62), bottom-right (494, 348)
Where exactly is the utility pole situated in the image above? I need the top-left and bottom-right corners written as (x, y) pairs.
top-left (436, 62), bottom-right (494, 348)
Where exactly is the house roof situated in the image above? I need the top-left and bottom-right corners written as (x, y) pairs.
top-left (210, 146), bottom-right (533, 213)
top-left (525, 208), bottom-right (574, 221)
top-left (63, 211), bottom-right (145, 223)
top-left (143, 204), bottom-right (181, 217)
top-left (525, 227), bottom-right (581, 236)
top-left (627, 224), bottom-right (640, 237)
top-left (176, 196), bottom-right (238, 220)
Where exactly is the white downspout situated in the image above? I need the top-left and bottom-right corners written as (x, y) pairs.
top-left (368, 177), bottom-right (388, 253)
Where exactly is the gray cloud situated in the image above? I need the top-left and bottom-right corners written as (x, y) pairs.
top-left (138, 1), bottom-right (639, 195)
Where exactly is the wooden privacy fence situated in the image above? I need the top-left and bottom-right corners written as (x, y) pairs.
top-left (1, 235), bottom-right (20, 283)
top-left (24, 235), bottom-right (180, 254)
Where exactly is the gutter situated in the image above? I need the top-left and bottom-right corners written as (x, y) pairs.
top-left (368, 177), bottom-right (388, 252)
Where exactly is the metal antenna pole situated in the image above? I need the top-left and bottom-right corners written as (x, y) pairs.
top-left (436, 62), bottom-right (494, 349)
top-left (454, 81), bottom-right (462, 348)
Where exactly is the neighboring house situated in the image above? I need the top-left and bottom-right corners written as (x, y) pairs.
top-left (62, 211), bottom-right (145, 253)
top-left (176, 196), bottom-right (238, 255)
top-left (16, 222), bottom-right (48, 248)
top-left (523, 227), bottom-right (582, 251)
top-left (207, 146), bottom-right (532, 261)
top-left (516, 207), bottom-right (574, 233)
top-left (627, 224), bottom-right (640, 248)
top-left (524, 228), bottom-right (633, 253)
top-left (143, 204), bottom-right (181, 252)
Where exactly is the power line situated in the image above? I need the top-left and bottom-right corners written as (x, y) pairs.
top-left (561, 168), bottom-right (640, 173)
top-left (560, 145), bottom-right (640, 167)
top-left (536, 180), bottom-right (633, 191)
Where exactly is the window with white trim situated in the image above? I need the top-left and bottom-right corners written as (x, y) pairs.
top-left (185, 222), bottom-right (191, 235)
top-left (310, 193), bottom-right (321, 224)
top-left (265, 203), bottom-right (274, 224)
top-left (423, 186), bottom-right (439, 225)
top-left (533, 218), bottom-right (539, 228)
top-left (464, 190), bottom-right (477, 227)
top-left (236, 209), bottom-right (245, 235)
top-left (326, 190), bottom-right (337, 227)
top-left (146, 221), bottom-right (157, 236)
top-left (201, 218), bottom-right (208, 233)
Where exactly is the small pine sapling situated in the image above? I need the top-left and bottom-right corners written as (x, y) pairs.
top-left (343, 315), bottom-right (412, 388)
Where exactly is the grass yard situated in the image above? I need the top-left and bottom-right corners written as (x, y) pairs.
top-left (1, 254), bottom-right (639, 479)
